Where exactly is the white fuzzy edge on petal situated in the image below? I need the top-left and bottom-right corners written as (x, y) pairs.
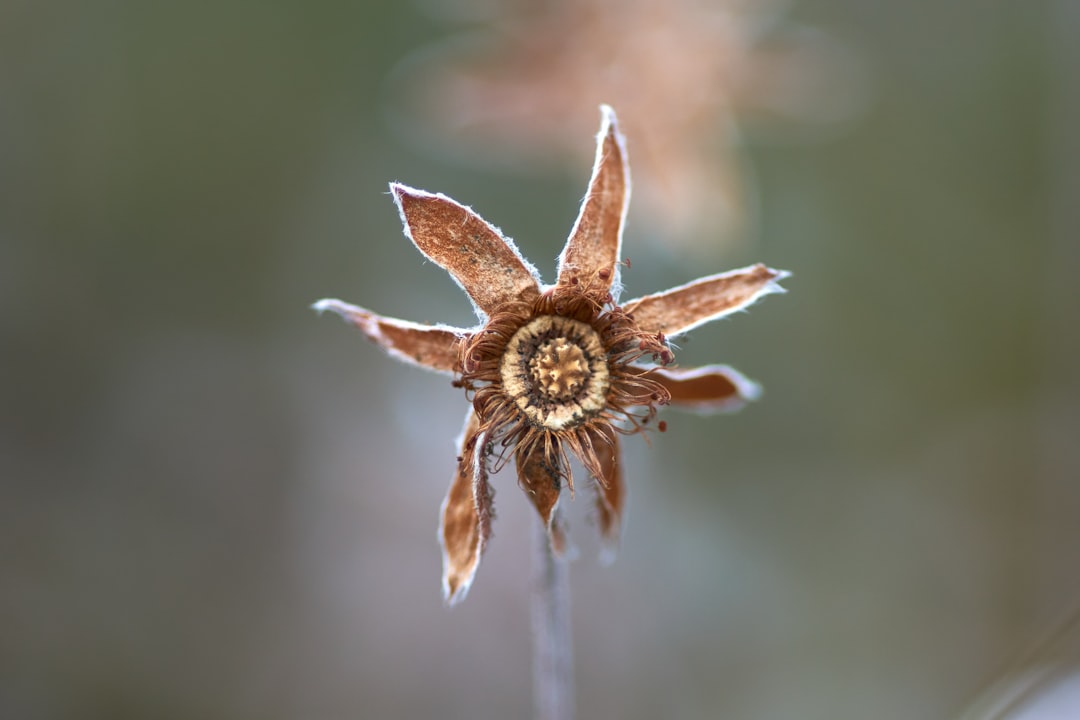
top-left (438, 414), bottom-right (487, 607)
top-left (655, 364), bottom-right (764, 414)
top-left (388, 183), bottom-right (544, 323)
top-left (596, 482), bottom-right (624, 567)
top-left (597, 514), bottom-right (621, 566)
top-left (548, 498), bottom-right (574, 557)
top-left (558, 104), bottom-right (631, 302)
top-left (627, 266), bottom-right (790, 338)
top-left (312, 298), bottom-right (470, 375)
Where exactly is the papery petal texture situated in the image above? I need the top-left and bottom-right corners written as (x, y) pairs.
top-left (586, 425), bottom-right (624, 562)
top-left (557, 105), bottom-right (629, 296)
top-left (623, 264), bottom-right (788, 338)
top-left (312, 299), bottom-right (464, 375)
top-left (647, 365), bottom-right (762, 413)
top-left (439, 410), bottom-right (494, 605)
top-left (516, 444), bottom-right (567, 556)
top-left (391, 183), bottom-right (541, 319)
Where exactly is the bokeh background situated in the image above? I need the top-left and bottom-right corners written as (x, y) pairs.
top-left (3, 1), bottom-right (1079, 718)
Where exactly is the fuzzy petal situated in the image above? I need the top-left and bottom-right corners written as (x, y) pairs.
top-left (586, 425), bottom-right (624, 563)
top-left (622, 264), bottom-right (789, 338)
top-left (439, 409), bottom-right (494, 605)
top-left (391, 183), bottom-right (541, 320)
top-left (556, 105), bottom-right (629, 297)
top-left (312, 299), bottom-right (464, 375)
top-left (646, 365), bottom-right (762, 413)
top-left (516, 443), bottom-right (568, 556)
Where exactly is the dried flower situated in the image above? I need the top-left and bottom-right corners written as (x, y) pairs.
top-left (315, 107), bottom-right (787, 604)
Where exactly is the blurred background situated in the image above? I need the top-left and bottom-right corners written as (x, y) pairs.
top-left (2, 0), bottom-right (1078, 718)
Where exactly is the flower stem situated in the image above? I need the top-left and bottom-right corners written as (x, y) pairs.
top-left (532, 514), bottom-right (574, 720)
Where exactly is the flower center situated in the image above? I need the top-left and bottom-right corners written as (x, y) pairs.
top-left (500, 315), bottom-right (610, 430)
top-left (529, 339), bottom-right (589, 400)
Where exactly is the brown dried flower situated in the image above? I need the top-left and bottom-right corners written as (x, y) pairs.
top-left (315, 107), bottom-right (787, 604)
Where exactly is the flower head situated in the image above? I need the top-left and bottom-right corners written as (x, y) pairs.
top-left (315, 106), bottom-right (787, 604)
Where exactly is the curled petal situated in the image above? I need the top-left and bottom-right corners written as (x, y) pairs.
top-left (516, 442), bottom-right (568, 556)
top-left (557, 105), bottom-right (630, 296)
top-left (645, 365), bottom-right (762, 413)
top-left (622, 264), bottom-right (789, 338)
top-left (312, 299), bottom-right (464, 375)
top-left (586, 425), bottom-right (624, 563)
top-left (391, 183), bottom-right (541, 320)
top-left (439, 410), bottom-right (494, 605)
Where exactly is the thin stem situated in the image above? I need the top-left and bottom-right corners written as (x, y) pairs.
top-left (531, 514), bottom-right (574, 720)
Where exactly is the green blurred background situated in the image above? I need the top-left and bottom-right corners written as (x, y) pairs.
top-left (3, 1), bottom-right (1078, 718)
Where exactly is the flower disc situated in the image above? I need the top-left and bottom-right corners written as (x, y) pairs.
top-left (499, 315), bottom-right (610, 430)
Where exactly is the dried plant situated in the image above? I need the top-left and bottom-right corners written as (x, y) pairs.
top-left (315, 106), bottom-right (786, 604)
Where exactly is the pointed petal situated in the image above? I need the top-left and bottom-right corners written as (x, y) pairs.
top-left (556, 105), bottom-right (630, 296)
top-left (586, 425), bottom-right (624, 563)
top-left (644, 365), bottom-right (762, 413)
top-left (391, 183), bottom-right (541, 320)
top-left (439, 409), bottom-right (494, 605)
top-left (516, 442), bottom-right (568, 556)
top-left (622, 264), bottom-right (789, 338)
top-left (313, 299), bottom-right (464, 375)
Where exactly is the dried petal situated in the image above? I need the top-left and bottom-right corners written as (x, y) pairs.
top-left (586, 425), bottom-right (624, 563)
top-left (646, 364), bottom-right (762, 413)
top-left (557, 105), bottom-right (629, 295)
top-left (313, 299), bottom-right (464, 375)
top-left (391, 183), bottom-right (541, 320)
top-left (516, 443), bottom-right (567, 556)
top-left (439, 410), bottom-right (494, 605)
top-left (622, 264), bottom-right (788, 338)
